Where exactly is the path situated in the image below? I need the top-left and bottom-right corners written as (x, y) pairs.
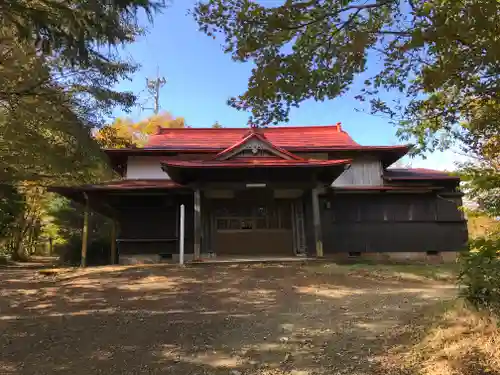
top-left (0, 264), bottom-right (456, 375)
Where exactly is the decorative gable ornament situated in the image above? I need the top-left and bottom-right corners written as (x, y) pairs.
top-left (215, 130), bottom-right (303, 161)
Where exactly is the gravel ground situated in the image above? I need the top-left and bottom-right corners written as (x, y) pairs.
top-left (0, 264), bottom-right (456, 375)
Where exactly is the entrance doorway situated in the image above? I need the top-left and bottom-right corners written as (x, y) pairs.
top-left (211, 198), bottom-right (293, 256)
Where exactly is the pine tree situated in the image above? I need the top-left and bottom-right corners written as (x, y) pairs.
top-left (0, 0), bottom-right (166, 183)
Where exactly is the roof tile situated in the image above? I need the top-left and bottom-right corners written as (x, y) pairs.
top-left (146, 124), bottom-right (359, 149)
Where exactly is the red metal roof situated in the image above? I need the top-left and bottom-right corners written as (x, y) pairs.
top-left (51, 179), bottom-right (184, 192)
top-left (49, 180), bottom-right (187, 217)
top-left (162, 158), bottom-right (352, 169)
top-left (146, 124), bottom-right (359, 150)
top-left (384, 168), bottom-right (460, 181)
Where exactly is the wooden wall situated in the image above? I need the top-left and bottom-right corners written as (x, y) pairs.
top-left (115, 193), bottom-right (194, 256)
top-left (126, 156), bottom-right (171, 179)
top-left (332, 159), bottom-right (383, 187)
top-left (125, 153), bottom-right (214, 179)
top-left (320, 193), bottom-right (468, 253)
top-left (113, 190), bottom-right (467, 258)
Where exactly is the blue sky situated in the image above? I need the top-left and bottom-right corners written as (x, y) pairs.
top-left (113, 0), bottom-right (464, 170)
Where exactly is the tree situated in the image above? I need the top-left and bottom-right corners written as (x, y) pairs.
top-left (95, 112), bottom-right (186, 147)
top-left (0, 73), bottom-right (110, 184)
top-left (459, 103), bottom-right (500, 218)
top-left (0, 0), bottom-right (165, 69)
top-left (0, 185), bottom-right (25, 250)
top-left (0, 183), bottom-right (50, 260)
top-left (194, 0), bottom-right (500, 232)
top-left (94, 118), bottom-right (136, 149)
top-left (45, 195), bottom-right (114, 265)
top-left (0, 0), bottom-right (167, 183)
top-left (193, 0), bottom-right (500, 152)
top-left (134, 111), bottom-right (186, 136)
top-left (0, 0), bottom-right (167, 259)
top-left (212, 121), bottom-right (223, 128)
top-left (1, 0), bottom-right (167, 127)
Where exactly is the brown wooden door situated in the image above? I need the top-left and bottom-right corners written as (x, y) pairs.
top-left (211, 198), bottom-right (293, 256)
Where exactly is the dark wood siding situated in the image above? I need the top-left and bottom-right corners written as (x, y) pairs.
top-left (115, 193), bottom-right (194, 256)
top-left (113, 190), bottom-right (467, 257)
top-left (321, 193), bottom-right (468, 253)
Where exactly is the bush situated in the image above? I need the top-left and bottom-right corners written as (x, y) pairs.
top-left (458, 231), bottom-right (500, 312)
top-left (57, 236), bottom-right (111, 266)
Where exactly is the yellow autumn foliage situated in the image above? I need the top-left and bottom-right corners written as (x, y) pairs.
top-left (95, 112), bottom-right (185, 148)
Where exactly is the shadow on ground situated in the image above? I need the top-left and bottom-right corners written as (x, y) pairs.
top-left (0, 264), bottom-right (456, 375)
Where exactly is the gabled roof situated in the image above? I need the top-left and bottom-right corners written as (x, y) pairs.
top-left (103, 124), bottom-right (412, 175)
top-left (161, 127), bottom-right (352, 169)
top-left (146, 124), bottom-right (359, 150)
top-left (384, 168), bottom-right (460, 181)
top-left (214, 129), bottom-right (303, 160)
top-left (159, 127), bottom-right (353, 185)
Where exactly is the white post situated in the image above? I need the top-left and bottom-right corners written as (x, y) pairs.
top-left (179, 204), bottom-right (185, 265)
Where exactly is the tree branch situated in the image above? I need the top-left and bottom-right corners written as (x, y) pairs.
top-left (342, 0), bottom-right (396, 11)
top-left (377, 30), bottom-right (412, 35)
top-left (321, 8), bottom-right (363, 62)
top-left (257, 0), bottom-right (397, 32)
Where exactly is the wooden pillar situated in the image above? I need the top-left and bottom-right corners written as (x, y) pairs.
top-left (194, 189), bottom-right (201, 260)
top-left (110, 219), bottom-right (117, 265)
top-left (81, 193), bottom-right (89, 267)
top-left (311, 187), bottom-right (324, 257)
top-left (291, 202), bottom-right (297, 255)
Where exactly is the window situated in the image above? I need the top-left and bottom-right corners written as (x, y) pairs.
top-left (426, 251), bottom-right (439, 256)
top-left (214, 202), bottom-right (292, 231)
top-left (348, 252), bottom-right (361, 257)
top-left (241, 219), bottom-right (253, 230)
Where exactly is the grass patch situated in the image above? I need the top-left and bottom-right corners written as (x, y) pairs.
top-left (378, 299), bottom-right (500, 375)
top-left (307, 263), bottom-right (458, 282)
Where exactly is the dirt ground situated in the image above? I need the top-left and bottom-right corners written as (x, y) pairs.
top-left (0, 263), bottom-right (456, 375)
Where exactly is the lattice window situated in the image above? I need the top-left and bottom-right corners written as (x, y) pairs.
top-left (214, 203), bottom-right (291, 231)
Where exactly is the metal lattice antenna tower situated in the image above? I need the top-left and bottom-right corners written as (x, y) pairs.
top-left (144, 66), bottom-right (167, 114)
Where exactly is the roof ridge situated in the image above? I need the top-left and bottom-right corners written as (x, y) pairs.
top-left (156, 124), bottom-right (344, 134)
